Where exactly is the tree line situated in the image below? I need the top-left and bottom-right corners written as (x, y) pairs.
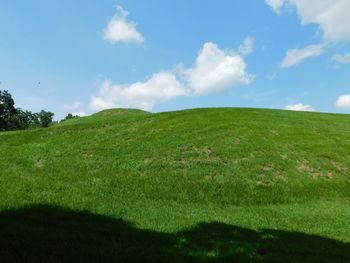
top-left (0, 90), bottom-right (54, 131)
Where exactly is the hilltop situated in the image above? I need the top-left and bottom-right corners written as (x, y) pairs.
top-left (1, 108), bottom-right (350, 262)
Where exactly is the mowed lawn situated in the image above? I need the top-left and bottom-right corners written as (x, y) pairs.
top-left (1, 108), bottom-right (350, 262)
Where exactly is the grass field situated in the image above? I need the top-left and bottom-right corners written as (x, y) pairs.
top-left (1, 108), bottom-right (350, 262)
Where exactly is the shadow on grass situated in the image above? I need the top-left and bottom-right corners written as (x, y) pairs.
top-left (0, 205), bottom-right (349, 263)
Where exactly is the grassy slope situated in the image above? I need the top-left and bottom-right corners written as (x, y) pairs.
top-left (1, 108), bottom-right (350, 262)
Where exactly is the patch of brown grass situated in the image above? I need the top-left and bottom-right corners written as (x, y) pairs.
top-left (297, 160), bottom-right (334, 180)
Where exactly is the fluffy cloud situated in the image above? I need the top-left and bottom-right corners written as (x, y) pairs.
top-left (64, 101), bottom-right (81, 110)
top-left (186, 42), bottom-right (254, 94)
top-left (266, 1), bottom-right (350, 69)
top-left (281, 44), bottom-right (324, 68)
top-left (103, 6), bottom-right (144, 44)
top-left (289, 0), bottom-right (350, 43)
top-left (90, 39), bottom-right (254, 112)
top-left (90, 72), bottom-right (185, 111)
top-left (284, 103), bottom-right (315, 112)
top-left (335, 95), bottom-right (350, 109)
top-left (265, 0), bottom-right (285, 14)
top-left (266, 0), bottom-right (350, 43)
top-left (332, 53), bottom-right (350, 64)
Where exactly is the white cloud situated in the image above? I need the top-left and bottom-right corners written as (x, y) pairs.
top-left (289, 0), bottom-right (350, 43)
top-left (266, 0), bottom-right (350, 43)
top-left (64, 101), bottom-right (81, 110)
top-left (90, 71), bottom-right (185, 112)
top-left (267, 1), bottom-right (350, 69)
top-left (90, 40), bottom-right (255, 112)
top-left (186, 42), bottom-right (254, 94)
top-left (281, 44), bottom-right (324, 68)
top-left (335, 94), bottom-right (350, 109)
top-left (332, 53), bottom-right (350, 64)
top-left (239, 36), bottom-right (254, 56)
top-left (103, 6), bottom-right (144, 44)
top-left (72, 111), bottom-right (87, 117)
top-left (284, 103), bottom-right (315, 112)
top-left (265, 0), bottom-right (285, 14)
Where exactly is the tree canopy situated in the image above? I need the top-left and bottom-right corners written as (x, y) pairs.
top-left (0, 90), bottom-right (54, 131)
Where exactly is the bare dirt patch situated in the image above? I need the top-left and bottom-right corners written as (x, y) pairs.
top-left (258, 164), bottom-right (288, 184)
top-left (297, 160), bottom-right (321, 178)
top-left (280, 154), bottom-right (288, 161)
top-left (332, 161), bottom-right (348, 173)
top-left (297, 160), bottom-right (333, 180)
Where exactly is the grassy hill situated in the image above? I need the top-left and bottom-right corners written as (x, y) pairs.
top-left (1, 108), bottom-right (350, 262)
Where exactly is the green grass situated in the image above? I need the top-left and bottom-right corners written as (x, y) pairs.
top-left (1, 108), bottom-right (350, 262)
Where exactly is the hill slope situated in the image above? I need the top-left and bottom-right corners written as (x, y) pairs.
top-left (1, 108), bottom-right (350, 262)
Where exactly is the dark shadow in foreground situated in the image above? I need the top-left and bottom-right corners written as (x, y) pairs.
top-left (0, 205), bottom-right (349, 263)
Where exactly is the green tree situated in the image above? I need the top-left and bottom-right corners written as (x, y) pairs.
top-left (15, 109), bottom-right (41, 129)
top-left (0, 90), bottom-right (17, 130)
top-left (38, 110), bottom-right (54, 128)
top-left (0, 90), bottom-right (55, 131)
top-left (65, 113), bottom-right (74, 120)
top-left (61, 113), bottom-right (80, 122)
top-left (29, 112), bottom-right (40, 126)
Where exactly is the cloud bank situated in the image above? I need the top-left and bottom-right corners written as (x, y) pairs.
top-left (90, 40), bottom-right (254, 112)
top-left (267, 0), bottom-right (350, 43)
top-left (267, 1), bottom-right (350, 69)
top-left (285, 103), bottom-right (315, 112)
top-left (90, 72), bottom-right (185, 111)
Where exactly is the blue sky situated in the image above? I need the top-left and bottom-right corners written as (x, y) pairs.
top-left (1, 0), bottom-right (350, 119)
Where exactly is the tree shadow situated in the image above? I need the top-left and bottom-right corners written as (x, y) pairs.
top-left (0, 205), bottom-right (349, 263)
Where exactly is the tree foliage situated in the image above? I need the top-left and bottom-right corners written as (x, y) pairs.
top-left (0, 90), bottom-right (17, 130)
top-left (38, 110), bottom-right (54, 128)
top-left (0, 90), bottom-right (54, 131)
top-left (61, 113), bottom-right (80, 122)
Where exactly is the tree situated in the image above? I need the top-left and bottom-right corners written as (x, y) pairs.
top-left (29, 112), bottom-right (40, 126)
top-left (61, 113), bottom-right (80, 122)
top-left (0, 90), bottom-right (55, 131)
top-left (15, 109), bottom-right (41, 129)
top-left (0, 90), bottom-right (17, 130)
top-left (64, 113), bottom-right (74, 120)
top-left (38, 110), bottom-right (54, 128)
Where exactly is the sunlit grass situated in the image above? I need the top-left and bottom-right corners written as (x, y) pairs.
top-left (1, 108), bottom-right (350, 262)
